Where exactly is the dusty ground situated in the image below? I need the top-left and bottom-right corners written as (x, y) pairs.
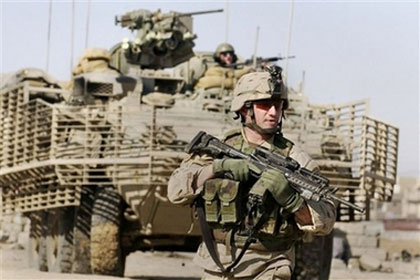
top-left (0, 243), bottom-right (417, 280)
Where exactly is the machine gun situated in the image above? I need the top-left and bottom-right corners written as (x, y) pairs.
top-left (110, 8), bottom-right (223, 70)
top-left (186, 131), bottom-right (365, 213)
top-left (115, 8), bottom-right (223, 29)
top-left (229, 55), bottom-right (296, 68)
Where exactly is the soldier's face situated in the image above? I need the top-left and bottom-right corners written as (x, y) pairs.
top-left (219, 51), bottom-right (234, 65)
top-left (252, 99), bottom-right (283, 131)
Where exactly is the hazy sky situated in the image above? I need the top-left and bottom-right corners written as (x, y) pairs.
top-left (1, 0), bottom-right (419, 177)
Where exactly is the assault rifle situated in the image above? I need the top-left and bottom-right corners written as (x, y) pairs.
top-left (229, 55), bottom-right (296, 68)
top-left (186, 131), bottom-right (365, 213)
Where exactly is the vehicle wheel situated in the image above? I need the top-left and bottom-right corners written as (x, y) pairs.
top-left (292, 231), bottom-right (334, 280)
top-left (27, 211), bottom-right (48, 271)
top-left (90, 186), bottom-right (125, 276)
top-left (45, 208), bottom-right (74, 273)
top-left (72, 186), bottom-right (95, 274)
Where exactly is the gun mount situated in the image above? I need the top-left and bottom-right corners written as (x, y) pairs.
top-left (109, 8), bottom-right (223, 71)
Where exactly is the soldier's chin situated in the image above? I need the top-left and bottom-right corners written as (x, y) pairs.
top-left (259, 126), bottom-right (277, 135)
top-left (263, 123), bottom-right (277, 129)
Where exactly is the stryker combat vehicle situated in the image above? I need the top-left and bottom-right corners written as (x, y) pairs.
top-left (0, 7), bottom-right (398, 279)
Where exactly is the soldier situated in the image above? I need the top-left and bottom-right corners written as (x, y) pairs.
top-left (168, 68), bottom-right (336, 279)
top-left (213, 42), bottom-right (238, 67)
top-left (194, 43), bottom-right (251, 93)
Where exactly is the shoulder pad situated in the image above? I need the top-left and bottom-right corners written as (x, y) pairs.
top-left (222, 128), bottom-right (242, 142)
top-left (273, 134), bottom-right (294, 155)
top-left (283, 136), bottom-right (295, 149)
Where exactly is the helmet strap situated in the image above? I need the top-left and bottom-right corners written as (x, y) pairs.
top-left (276, 112), bottom-right (285, 135)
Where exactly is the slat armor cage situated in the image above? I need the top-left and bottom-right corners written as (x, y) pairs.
top-left (284, 90), bottom-right (398, 221)
top-left (0, 81), bottom-right (186, 214)
top-left (1, 81), bottom-right (398, 222)
top-left (0, 81), bottom-right (80, 213)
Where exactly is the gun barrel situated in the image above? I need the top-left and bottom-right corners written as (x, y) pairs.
top-left (329, 193), bottom-right (365, 213)
top-left (230, 55), bottom-right (296, 68)
top-left (179, 9), bottom-right (224, 17)
top-left (260, 55), bottom-right (296, 62)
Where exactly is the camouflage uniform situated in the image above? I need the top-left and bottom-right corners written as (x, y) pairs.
top-left (168, 128), bottom-right (336, 279)
top-left (168, 69), bottom-right (336, 279)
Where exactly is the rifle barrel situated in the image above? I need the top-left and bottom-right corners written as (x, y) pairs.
top-left (329, 193), bottom-right (365, 213)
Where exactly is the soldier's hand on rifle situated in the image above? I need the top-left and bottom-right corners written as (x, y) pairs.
top-left (251, 169), bottom-right (304, 213)
top-left (213, 159), bottom-right (250, 182)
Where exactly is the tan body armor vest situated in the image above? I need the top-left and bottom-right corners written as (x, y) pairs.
top-left (201, 128), bottom-right (303, 251)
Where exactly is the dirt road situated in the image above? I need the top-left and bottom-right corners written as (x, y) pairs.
top-left (1, 244), bottom-right (417, 280)
top-left (1, 244), bottom-right (201, 280)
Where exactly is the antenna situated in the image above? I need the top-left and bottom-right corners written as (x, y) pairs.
top-left (46, 0), bottom-right (53, 72)
top-left (284, 0), bottom-right (295, 83)
top-left (70, 0), bottom-right (75, 74)
top-left (300, 70), bottom-right (306, 94)
top-left (225, 0), bottom-right (229, 42)
top-left (252, 26), bottom-right (260, 69)
top-left (85, 0), bottom-right (91, 48)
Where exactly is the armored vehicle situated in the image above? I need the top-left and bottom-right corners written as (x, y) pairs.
top-left (283, 89), bottom-right (398, 279)
top-left (0, 7), bottom-right (398, 279)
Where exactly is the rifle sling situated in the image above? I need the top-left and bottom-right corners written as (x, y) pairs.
top-left (195, 200), bottom-right (270, 273)
top-left (196, 206), bottom-right (226, 271)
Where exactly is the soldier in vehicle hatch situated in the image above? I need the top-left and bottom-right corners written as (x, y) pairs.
top-left (168, 67), bottom-right (336, 279)
top-left (214, 42), bottom-right (237, 67)
top-left (194, 43), bottom-right (252, 93)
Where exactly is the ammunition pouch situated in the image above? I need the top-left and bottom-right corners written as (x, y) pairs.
top-left (202, 178), bottom-right (242, 225)
top-left (201, 179), bottom-right (303, 249)
top-left (258, 197), bottom-right (303, 241)
top-left (259, 204), bottom-right (280, 235)
top-left (259, 215), bottom-right (303, 241)
top-left (245, 191), bottom-right (280, 236)
top-left (202, 179), bottom-right (219, 223)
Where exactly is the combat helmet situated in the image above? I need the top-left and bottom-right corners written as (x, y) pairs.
top-left (213, 43), bottom-right (237, 64)
top-left (231, 65), bottom-right (288, 112)
top-left (230, 66), bottom-right (288, 135)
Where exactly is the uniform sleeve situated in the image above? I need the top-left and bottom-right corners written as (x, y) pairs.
top-left (298, 200), bottom-right (336, 235)
top-left (289, 144), bottom-right (337, 235)
top-left (167, 153), bottom-right (212, 206)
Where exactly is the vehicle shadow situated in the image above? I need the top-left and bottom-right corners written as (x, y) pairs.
top-left (128, 277), bottom-right (200, 280)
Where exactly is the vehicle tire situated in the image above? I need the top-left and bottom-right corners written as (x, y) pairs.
top-left (27, 211), bottom-right (48, 271)
top-left (72, 186), bottom-right (95, 274)
top-left (292, 231), bottom-right (334, 280)
top-left (45, 208), bottom-right (74, 273)
top-left (90, 186), bottom-right (125, 276)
